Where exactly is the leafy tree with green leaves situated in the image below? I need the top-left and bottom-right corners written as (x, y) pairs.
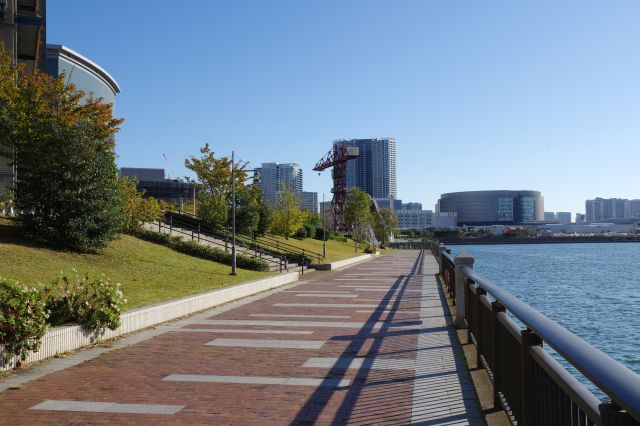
top-left (345, 188), bottom-right (373, 243)
top-left (256, 201), bottom-right (272, 236)
top-left (272, 186), bottom-right (308, 240)
top-left (185, 144), bottom-right (248, 229)
top-left (373, 207), bottom-right (398, 245)
top-left (0, 47), bottom-right (124, 248)
top-left (232, 184), bottom-right (261, 235)
top-left (119, 177), bottom-right (161, 232)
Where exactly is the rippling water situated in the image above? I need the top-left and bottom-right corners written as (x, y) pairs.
top-left (449, 243), bottom-right (640, 397)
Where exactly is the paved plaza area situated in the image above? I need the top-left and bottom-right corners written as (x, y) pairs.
top-left (0, 251), bottom-right (483, 425)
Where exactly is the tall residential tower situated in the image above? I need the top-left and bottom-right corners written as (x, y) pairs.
top-left (333, 138), bottom-right (397, 199)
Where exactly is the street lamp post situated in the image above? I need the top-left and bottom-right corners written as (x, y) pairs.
top-left (322, 193), bottom-right (326, 258)
top-left (230, 150), bottom-right (237, 275)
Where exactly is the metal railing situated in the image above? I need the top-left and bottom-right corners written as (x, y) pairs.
top-left (428, 241), bottom-right (640, 426)
top-left (153, 220), bottom-right (289, 273)
top-left (164, 209), bottom-right (324, 268)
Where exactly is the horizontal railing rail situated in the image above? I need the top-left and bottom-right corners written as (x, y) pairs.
top-left (427, 241), bottom-right (640, 425)
top-left (152, 220), bottom-right (288, 272)
top-left (166, 208), bottom-right (325, 259)
top-left (164, 210), bottom-right (323, 266)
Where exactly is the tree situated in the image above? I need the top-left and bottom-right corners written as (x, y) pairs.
top-left (256, 201), bottom-right (272, 236)
top-left (185, 144), bottom-right (248, 229)
top-left (344, 188), bottom-right (373, 243)
top-left (119, 177), bottom-right (161, 232)
top-left (232, 184), bottom-right (261, 235)
top-left (373, 208), bottom-right (398, 245)
top-left (272, 186), bottom-right (308, 240)
top-left (0, 48), bottom-right (124, 248)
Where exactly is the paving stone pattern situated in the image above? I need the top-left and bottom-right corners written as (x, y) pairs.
top-left (0, 251), bottom-right (483, 425)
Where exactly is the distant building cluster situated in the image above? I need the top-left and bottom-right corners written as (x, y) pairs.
top-left (585, 198), bottom-right (640, 222)
top-left (544, 211), bottom-right (572, 224)
top-left (119, 168), bottom-right (193, 206)
top-left (372, 199), bottom-right (457, 230)
top-left (255, 163), bottom-right (317, 213)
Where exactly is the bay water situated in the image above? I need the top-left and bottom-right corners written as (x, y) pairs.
top-left (449, 243), bottom-right (640, 397)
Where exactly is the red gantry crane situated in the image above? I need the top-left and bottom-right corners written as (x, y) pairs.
top-left (313, 144), bottom-right (359, 231)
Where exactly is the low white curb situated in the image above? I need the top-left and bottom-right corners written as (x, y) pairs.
top-left (1, 272), bottom-right (299, 371)
top-left (315, 253), bottom-right (376, 271)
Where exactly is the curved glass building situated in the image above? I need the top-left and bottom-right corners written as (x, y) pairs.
top-left (46, 44), bottom-right (120, 106)
top-left (438, 190), bottom-right (544, 226)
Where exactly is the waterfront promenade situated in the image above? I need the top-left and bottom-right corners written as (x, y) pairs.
top-left (0, 251), bottom-right (483, 425)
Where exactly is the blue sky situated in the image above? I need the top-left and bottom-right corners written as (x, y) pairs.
top-left (48, 1), bottom-right (640, 215)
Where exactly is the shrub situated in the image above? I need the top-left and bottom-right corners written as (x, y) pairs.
top-left (119, 177), bottom-right (161, 232)
top-left (0, 279), bottom-right (47, 362)
top-left (362, 243), bottom-right (376, 254)
top-left (44, 271), bottom-right (127, 331)
top-left (132, 228), bottom-right (270, 272)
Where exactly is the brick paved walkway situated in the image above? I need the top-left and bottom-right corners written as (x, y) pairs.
top-left (0, 251), bottom-right (483, 425)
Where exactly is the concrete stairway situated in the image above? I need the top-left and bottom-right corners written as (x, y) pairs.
top-left (142, 222), bottom-right (302, 273)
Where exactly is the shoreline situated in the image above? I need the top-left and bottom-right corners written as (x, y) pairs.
top-left (439, 236), bottom-right (640, 245)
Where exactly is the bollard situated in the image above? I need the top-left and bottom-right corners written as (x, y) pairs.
top-left (454, 252), bottom-right (474, 328)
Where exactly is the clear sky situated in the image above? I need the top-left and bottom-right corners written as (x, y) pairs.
top-left (47, 1), bottom-right (640, 216)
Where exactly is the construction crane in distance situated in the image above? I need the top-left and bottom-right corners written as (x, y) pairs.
top-left (313, 144), bottom-right (359, 231)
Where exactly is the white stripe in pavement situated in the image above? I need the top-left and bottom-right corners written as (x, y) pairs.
top-left (273, 303), bottom-right (380, 308)
top-left (251, 314), bottom-right (351, 319)
top-left (173, 328), bottom-right (313, 335)
top-left (303, 357), bottom-right (418, 370)
top-left (338, 285), bottom-right (395, 288)
top-left (295, 294), bottom-right (358, 298)
top-left (355, 310), bottom-right (420, 314)
top-left (282, 290), bottom-right (353, 294)
top-left (163, 374), bottom-right (351, 387)
top-left (206, 338), bottom-right (325, 349)
top-left (30, 400), bottom-right (184, 415)
top-left (198, 319), bottom-right (380, 328)
top-left (196, 319), bottom-right (425, 331)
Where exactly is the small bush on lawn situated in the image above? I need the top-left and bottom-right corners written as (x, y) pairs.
top-left (132, 229), bottom-right (270, 272)
top-left (43, 271), bottom-right (127, 331)
top-left (0, 279), bottom-right (47, 362)
top-left (362, 243), bottom-right (376, 254)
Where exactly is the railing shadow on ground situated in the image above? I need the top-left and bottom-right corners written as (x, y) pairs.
top-left (289, 251), bottom-right (482, 425)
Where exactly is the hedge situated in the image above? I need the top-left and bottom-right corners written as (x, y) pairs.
top-left (131, 229), bottom-right (270, 272)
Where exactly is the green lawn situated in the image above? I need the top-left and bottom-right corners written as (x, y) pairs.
top-left (0, 218), bottom-right (270, 309)
top-left (260, 234), bottom-right (381, 263)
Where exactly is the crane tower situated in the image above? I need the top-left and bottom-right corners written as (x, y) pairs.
top-left (313, 144), bottom-right (359, 231)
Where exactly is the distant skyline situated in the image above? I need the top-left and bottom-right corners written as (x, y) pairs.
top-left (47, 1), bottom-right (640, 215)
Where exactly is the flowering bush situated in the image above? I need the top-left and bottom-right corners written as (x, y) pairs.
top-left (44, 271), bottom-right (127, 331)
top-left (0, 279), bottom-right (48, 362)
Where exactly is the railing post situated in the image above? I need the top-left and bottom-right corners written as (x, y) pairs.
top-left (198, 224), bottom-right (201, 242)
top-left (169, 215), bottom-right (173, 233)
top-left (454, 252), bottom-right (474, 328)
top-left (475, 286), bottom-right (486, 368)
top-left (599, 402), bottom-right (637, 426)
top-left (520, 329), bottom-right (543, 426)
top-left (491, 300), bottom-right (506, 409)
top-left (158, 220), bottom-right (161, 232)
top-left (438, 243), bottom-right (445, 275)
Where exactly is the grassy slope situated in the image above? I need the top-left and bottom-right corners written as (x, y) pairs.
top-left (262, 234), bottom-right (379, 263)
top-left (0, 218), bottom-right (269, 309)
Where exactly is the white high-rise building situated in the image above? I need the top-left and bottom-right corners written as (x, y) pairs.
top-left (255, 163), bottom-right (303, 206)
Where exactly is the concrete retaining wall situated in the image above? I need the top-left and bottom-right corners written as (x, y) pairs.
top-left (1, 272), bottom-right (299, 371)
top-left (314, 253), bottom-right (376, 271)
